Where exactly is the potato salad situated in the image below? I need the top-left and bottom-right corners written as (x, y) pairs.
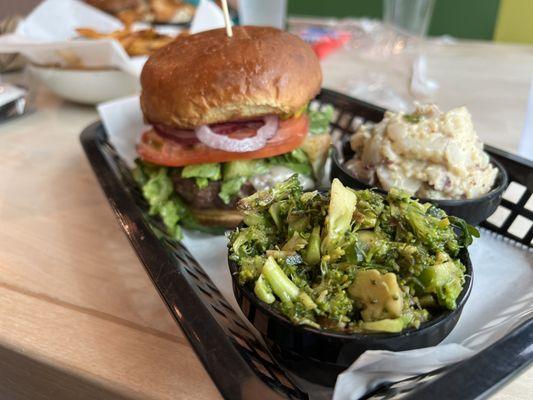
top-left (345, 104), bottom-right (497, 199)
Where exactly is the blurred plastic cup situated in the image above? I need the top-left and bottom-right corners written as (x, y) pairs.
top-left (237, 0), bottom-right (287, 29)
top-left (383, 0), bottom-right (435, 37)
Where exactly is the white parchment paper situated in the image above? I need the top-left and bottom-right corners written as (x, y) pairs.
top-left (0, 0), bottom-right (188, 75)
top-left (0, 83), bottom-right (27, 108)
top-left (98, 95), bottom-right (533, 399)
top-left (0, 0), bottom-right (139, 74)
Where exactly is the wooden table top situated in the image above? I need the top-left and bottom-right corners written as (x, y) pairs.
top-left (0, 39), bottom-right (531, 399)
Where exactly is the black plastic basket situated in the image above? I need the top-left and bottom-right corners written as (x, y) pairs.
top-left (80, 89), bottom-right (533, 400)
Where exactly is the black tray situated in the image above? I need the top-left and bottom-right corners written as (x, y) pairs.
top-left (80, 89), bottom-right (533, 399)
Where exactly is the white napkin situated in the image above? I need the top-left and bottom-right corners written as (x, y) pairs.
top-left (333, 345), bottom-right (473, 400)
top-left (190, 0), bottom-right (226, 34)
top-left (0, 0), bottom-right (181, 76)
top-left (16, 0), bottom-right (122, 40)
top-left (97, 96), bottom-right (147, 164)
top-left (97, 95), bottom-right (533, 400)
top-left (0, 83), bottom-right (27, 108)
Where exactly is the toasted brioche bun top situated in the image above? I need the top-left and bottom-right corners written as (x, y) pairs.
top-left (140, 26), bottom-right (322, 129)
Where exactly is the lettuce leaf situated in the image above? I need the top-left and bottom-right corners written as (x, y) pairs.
top-left (269, 149), bottom-right (313, 177)
top-left (308, 104), bottom-right (334, 135)
top-left (219, 176), bottom-right (247, 205)
top-left (134, 160), bottom-right (194, 240)
top-left (142, 168), bottom-right (174, 215)
top-left (182, 163), bottom-right (221, 189)
top-left (159, 197), bottom-right (187, 239)
top-left (132, 159), bottom-right (160, 186)
top-left (223, 159), bottom-right (269, 180)
top-left (218, 150), bottom-right (312, 205)
top-left (182, 162), bottom-right (221, 180)
top-left (195, 177), bottom-right (209, 189)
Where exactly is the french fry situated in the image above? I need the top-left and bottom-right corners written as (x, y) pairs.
top-left (75, 27), bottom-right (105, 39)
top-left (75, 26), bottom-right (178, 56)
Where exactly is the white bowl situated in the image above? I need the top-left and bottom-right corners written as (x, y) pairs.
top-left (29, 65), bottom-right (140, 105)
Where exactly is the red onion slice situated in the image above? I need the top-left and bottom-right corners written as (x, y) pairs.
top-left (195, 116), bottom-right (279, 153)
top-left (154, 125), bottom-right (200, 145)
top-left (210, 120), bottom-right (264, 135)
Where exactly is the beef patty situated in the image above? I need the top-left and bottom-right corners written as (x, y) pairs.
top-left (171, 175), bottom-right (255, 209)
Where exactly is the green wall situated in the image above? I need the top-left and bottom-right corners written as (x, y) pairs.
top-left (288, 0), bottom-right (501, 40)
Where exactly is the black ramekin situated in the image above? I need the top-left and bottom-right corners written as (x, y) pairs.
top-left (228, 249), bottom-right (473, 386)
top-left (331, 138), bottom-right (508, 226)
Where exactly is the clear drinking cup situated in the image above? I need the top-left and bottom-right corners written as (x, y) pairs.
top-left (237, 0), bottom-right (287, 29)
top-left (383, 0), bottom-right (435, 37)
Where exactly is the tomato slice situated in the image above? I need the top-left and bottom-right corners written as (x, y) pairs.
top-left (137, 115), bottom-right (309, 166)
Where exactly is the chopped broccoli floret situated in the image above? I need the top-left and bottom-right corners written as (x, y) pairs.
top-left (228, 177), bottom-right (476, 333)
top-left (254, 274), bottom-right (275, 304)
top-left (238, 174), bottom-right (301, 211)
top-left (262, 256), bottom-right (300, 303)
top-left (321, 179), bottom-right (358, 260)
top-left (419, 259), bottom-right (465, 310)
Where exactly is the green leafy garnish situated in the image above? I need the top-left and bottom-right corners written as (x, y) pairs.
top-left (142, 168), bottom-right (174, 215)
top-left (449, 216), bottom-right (480, 247)
top-left (223, 160), bottom-right (269, 180)
top-left (195, 177), bottom-right (209, 189)
top-left (308, 104), bottom-right (334, 135)
top-left (269, 149), bottom-right (313, 177)
top-left (219, 176), bottom-right (248, 205)
top-left (133, 160), bottom-right (197, 240)
top-left (403, 114), bottom-right (421, 123)
top-left (182, 163), bottom-right (221, 189)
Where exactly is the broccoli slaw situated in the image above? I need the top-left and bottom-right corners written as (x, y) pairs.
top-left (228, 177), bottom-right (478, 333)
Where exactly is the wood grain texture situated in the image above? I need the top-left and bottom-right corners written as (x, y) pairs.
top-left (0, 88), bottom-right (220, 399)
top-left (0, 345), bottom-right (135, 400)
top-left (0, 287), bottom-right (219, 400)
top-left (0, 37), bottom-right (532, 399)
top-left (0, 98), bottom-right (181, 338)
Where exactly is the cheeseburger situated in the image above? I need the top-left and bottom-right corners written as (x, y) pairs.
top-left (133, 26), bottom-right (333, 237)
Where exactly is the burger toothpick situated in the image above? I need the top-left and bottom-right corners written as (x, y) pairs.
top-left (221, 0), bottom-right (233, 38)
